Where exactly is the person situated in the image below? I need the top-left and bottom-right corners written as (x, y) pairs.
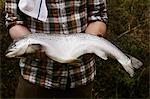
top-left (5, 0), bottom-right (108, 98)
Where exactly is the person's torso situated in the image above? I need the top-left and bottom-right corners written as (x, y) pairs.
top-left (26, 0), bottom-right (88, 34)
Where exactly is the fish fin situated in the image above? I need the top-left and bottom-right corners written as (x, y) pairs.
top-left (69, 59), bottom-right (82, 66)
top-left (123, 60), bottom-right (134, 77)
top-left (95, 50), bottom-right (108, 60)
top-left (26, 44), bottom-right (41, 53)
top-left (127, 54), bottom-right (143, 69)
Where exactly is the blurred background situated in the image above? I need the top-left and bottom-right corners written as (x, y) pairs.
top-left (0, 0), bottom-right (149, 98)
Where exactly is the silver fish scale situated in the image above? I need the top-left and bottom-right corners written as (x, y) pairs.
top-left (27, 33), bottom-right (96, 42)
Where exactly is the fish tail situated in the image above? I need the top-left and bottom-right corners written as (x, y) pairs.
top-left (127, 55), bottom-right (143, 69)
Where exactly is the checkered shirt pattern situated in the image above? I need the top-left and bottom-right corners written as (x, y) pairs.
top-left (5, 0), bottom-right (108, 89)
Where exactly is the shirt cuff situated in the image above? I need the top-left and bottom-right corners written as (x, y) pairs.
top-left (88, 16), bottom-right (108, 24)
top-left (5, 14), bottom-right (25, 30)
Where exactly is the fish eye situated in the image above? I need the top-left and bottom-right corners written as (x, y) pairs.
top-left (12, 44), bottom-right (16, 48)
top-left (8, 43), bottom-right (17, 49)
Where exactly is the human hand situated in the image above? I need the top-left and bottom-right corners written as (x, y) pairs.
top-left (85, 21), bottom-right (107, 36)
top-left (9, 25), bottom-right (31, 40)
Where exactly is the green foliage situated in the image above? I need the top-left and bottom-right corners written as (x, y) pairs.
top-left (107, 0), bottom-right (149, 36)
top-left (93, 0), bottom-right (149, 98)
top-left (0, 0), bottom-right (149, 98)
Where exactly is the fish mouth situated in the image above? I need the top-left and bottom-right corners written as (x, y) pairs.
top-left (5, 53), bottom-right (15, 58)
top-left (5, 51), bottom-right (23, 58)
top-left (5, 49), bottom-right (17, 58)
top-left (5, 50), bottom-right (15, 57)
top-left (5, 48), bottom-right (15, 54)
top-left (5, 50), bottom-right (12, 56)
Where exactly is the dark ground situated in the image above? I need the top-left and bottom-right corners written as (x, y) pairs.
top-left (0, 0), bottom-right (149, 98)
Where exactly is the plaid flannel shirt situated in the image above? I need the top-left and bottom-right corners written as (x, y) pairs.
top-left (5, 0), bottom-right (108, 89)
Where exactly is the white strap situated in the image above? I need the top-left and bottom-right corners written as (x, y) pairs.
top-left (18, 0), bottom-right (48, 22)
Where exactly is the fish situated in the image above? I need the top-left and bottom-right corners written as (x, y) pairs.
top-left (5, 33), bottom-right (143, 77)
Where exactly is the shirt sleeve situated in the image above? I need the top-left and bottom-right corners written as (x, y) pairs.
top-left (5, 0), bottom-right (26, 29)
top-left (87, 0), bottom-right (108, 24)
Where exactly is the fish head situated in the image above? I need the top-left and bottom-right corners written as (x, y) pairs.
top-left (5, 38), bottom-right (29, 58)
